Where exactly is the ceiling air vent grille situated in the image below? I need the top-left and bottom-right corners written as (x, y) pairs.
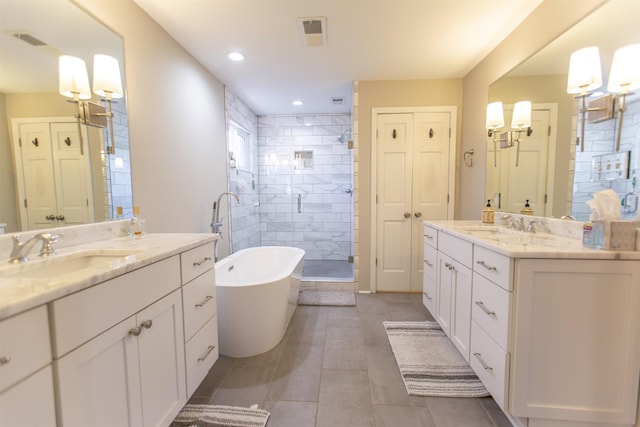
top-left (297, 17), bottom-right (327, 47)
top-left (13, 32), bottom-right (47, 46)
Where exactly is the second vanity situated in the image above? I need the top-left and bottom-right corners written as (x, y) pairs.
top-left (0, 221), bottom-right (219, 426)
top-left (423, 216), bottom-right (640, 427)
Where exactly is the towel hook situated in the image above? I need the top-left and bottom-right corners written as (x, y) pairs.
top-left (463, 148), bottom-right (474, 167)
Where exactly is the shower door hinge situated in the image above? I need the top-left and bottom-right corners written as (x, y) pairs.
top-left (347, 140), bottom-right (354, 149)
top-left (348, 255), bottom-right (354, 263)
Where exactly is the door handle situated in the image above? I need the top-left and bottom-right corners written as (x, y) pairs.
top-left (46, 214), bottom-right (56, 221)
top-left (404, 212), bottom-right (411, 218)
top-left (56, 215), bottom-right (65, 221)
top-left (414, 212), bottom-right (422, 218)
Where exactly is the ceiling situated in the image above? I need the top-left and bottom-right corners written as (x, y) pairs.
top-left (132, 0), bottom-right (544, 115)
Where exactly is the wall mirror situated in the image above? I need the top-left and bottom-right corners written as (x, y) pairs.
top-left (0, 0), bottom-right (132, 232)
top-left (486, 0), bottom-right (639, 218)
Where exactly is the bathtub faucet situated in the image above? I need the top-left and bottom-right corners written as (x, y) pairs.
top-left (211, 192), bottom-right (240, 237)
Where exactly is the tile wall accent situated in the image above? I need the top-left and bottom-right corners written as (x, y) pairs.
top-left (225, 88), bottom-right (261, 252)
top-left (352, 81), bottom-right (360, 288)
top-left (258, 113), bottom-right (353, 261)
top-left (106, 99), bottom-right (132, 219)
top-left (571, 97), bottom-right (640, 221)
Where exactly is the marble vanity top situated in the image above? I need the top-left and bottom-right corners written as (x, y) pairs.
top-left (0, 231), bottom-right (216, 320)
top-left (424, 218), bottom-right (640, 260)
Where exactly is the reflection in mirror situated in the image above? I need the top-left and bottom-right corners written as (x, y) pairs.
top-left (486, 0), bottom-right (639, 220)
top-left (0, 0), bottom-right (132, 233)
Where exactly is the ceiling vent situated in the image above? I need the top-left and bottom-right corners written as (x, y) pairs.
top-left (297, 17), bottom-right (327, 47)
top-left (13, 32), bottom-right (47, 47)
top-left (330, 97), bottom-right (345, 105)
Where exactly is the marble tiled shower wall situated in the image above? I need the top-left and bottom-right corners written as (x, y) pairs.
top-left (571, 97), bottom-right (640, 221)
top-left (258, 114), bottom-right (353, 261)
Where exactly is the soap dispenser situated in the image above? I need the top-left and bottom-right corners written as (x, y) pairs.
top-left (128, 206), bottom-right (145, 238)
top-left (521, 199), bottom-right (533, 215)
top-left (482, 200), bottom-right (495, 224)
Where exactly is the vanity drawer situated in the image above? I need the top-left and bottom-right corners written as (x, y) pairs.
top-left (0, 306), bottom-right (51, 392)
top-left (181, 242), bottom-right (215, 285)
top-left (472, 273), bottom-right (511, 350)
top-left (439, 232), bottom-right (472, 266)
top-left (422, 275), bottom-right (437, 317)
top-left (423, 243), bottom-right (438, 283)
top-left (185, 314), bottom-right (218, 397)
top-left (470, 321), bottom-right (510, 410)
top-left (423, 224), bottom-right (438, 249)
top-left (52, 256), bottom-right (180, 357)
top-left (183, 269), bottom-right (216, 341)
top-left (473, 245), bottom-right (513, 291)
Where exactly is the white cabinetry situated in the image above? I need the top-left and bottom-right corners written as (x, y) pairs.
top-left (180, 242), bottom-right (218, 397)
top-left (53, 256), bottom-right (186, 427)
top-left (0, 306), bottom-right (56, 427)
top-left (422, 225), bottom-right (438, 314)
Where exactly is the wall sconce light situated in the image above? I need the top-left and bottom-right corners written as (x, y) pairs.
top-left (486, 101), bottom-right (504, 167)
top-left (58, 54), bottom-right (123, 156)
top-left (485, 100), bottom-right (532, 167)
top-left (566, 46), bottom-right (603, 152)
top-left (58, 55), bottom-right (91, 155)
top-left (93, 54), bottom-right (123, 155)
top-left (607, 43), bottom-right (640, 152)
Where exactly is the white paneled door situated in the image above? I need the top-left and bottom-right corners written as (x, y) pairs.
top-left (375, 110), bottom-right (454, 292)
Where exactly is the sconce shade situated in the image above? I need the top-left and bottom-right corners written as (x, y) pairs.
top-left (567, 46), bottom-right (602, 95)
top-left (607, 44), bottom-right (640, 93)
top-left (511, 101), bottom-right (532, 129)
top-left (58, 55), bottom-right (91, 99)
top-left (93, 54), bottom-right (123, 99)
top-left (486, 102), bottom-right (504, 129)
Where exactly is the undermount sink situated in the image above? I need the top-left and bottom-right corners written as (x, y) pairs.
top-left (0, 249), bottom-right (142, 281)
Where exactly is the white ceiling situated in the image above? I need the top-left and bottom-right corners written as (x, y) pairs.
top-left (132, 0), bottom-right (544, 115)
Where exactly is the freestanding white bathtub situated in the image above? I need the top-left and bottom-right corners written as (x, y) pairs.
top-left (215, 246), bottom-right (305, 357)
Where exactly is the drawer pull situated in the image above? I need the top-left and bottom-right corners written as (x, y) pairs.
top-left (475, 301), bottom-right (496, 316)
top-left (141, 320), bottom-right (153, 329)
top-left (193, 257), bottom-right (212, 267)
top-left (424, 234), bottom-right (434, 240)
top-left (424, 260), bottom-right (433, 267)
top-left (476, 260), bottom-right (497, 271)
top-left (473, 352), bottom-right (493, 371)
top-left (195, 295), bottom-right (214, 308)
top-left (445, 262), bottom-right (455, 271)
top-left (129, 326), bottom-right (142, 337)
top-left (0, 355), bottom-right (11, 366)
top-left (197, 345), bottom-right (216, 362)
top-left (423, 292), bottom-right (432, 300)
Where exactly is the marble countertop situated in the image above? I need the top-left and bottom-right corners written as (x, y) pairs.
top-left (424, 219), bottom-right (640, 260)
top-left (0, 233), bottom-right (216, 320)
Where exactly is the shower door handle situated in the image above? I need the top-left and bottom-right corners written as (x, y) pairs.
top-left (297, 194), bottom-right (302, 213)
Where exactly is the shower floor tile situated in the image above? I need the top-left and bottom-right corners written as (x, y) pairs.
top-left (302, 260), bottom-right (353, 280)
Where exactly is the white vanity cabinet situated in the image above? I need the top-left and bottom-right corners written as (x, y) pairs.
top-left (180, 242), bottom-right (218, 397)
top-left (52, 256), bottom-right (187, 427)
top-left (0, 306), bottom-right (56, 427)
top-left (424, 228), bottom-right (473, 362)
top-left (422, 224), bottom-right (438, 314)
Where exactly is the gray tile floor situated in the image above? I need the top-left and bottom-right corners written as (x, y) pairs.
top-left (189, 293), bottom-right (512, 427)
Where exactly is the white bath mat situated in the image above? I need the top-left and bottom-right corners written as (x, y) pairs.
top-left (384, 320), bottom-right (489, 398)
top-left (298, 290), bottom-right (356, 306)
top-left (170, 404), bottom-right (270, 427)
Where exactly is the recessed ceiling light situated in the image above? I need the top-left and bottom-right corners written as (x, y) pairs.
top-left (226, 51), bottom-right (245, 62)
top-left (292, 100), bottom-right (303, 106)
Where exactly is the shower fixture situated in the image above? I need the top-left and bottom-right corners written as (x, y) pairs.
top-left (337, 128), bottom-right (351, 143)
top-left (211, 191), bottom-right (240, 260)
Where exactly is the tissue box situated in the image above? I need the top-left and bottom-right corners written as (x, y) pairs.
top-left (595, 220), bottom-right (636, 250)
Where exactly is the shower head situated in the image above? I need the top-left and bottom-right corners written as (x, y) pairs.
top-left (337, 128), bottom-right (351, 143)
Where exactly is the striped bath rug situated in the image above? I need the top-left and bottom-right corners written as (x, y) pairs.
top-left (383, 320), bottom-right (489, 398)
top-left (170, 404), bottom-right (270, 427)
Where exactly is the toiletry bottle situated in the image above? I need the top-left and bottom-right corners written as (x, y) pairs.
top-left (115, 206), bottom-right (124, 220)
top-left (482, 200), bottom-right (494, 224)
top-left (129, 206), bottom-right (144, 238)
top-left (521, 199), bottom-right (533, 215)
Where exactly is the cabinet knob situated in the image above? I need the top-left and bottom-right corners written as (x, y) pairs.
top-left (129, 326), bottom-right (142, 337)
top-left (0, 355), bottom-right (11, 366)
top-left (404, 212), bottom-right (411, 218)
top-left (141, 320), bottom-right (153, 329)
top-left (414, 212), bottom-right (422, 218)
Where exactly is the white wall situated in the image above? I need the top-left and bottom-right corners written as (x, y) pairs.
top-left (73, 0), bottom-right (228, 234)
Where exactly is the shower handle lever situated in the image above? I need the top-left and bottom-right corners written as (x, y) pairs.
top-left (297, 194), bottom-right (302, 213)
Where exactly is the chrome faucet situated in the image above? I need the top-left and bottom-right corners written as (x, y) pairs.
top-left (561, 215), bottom-right (576, 221)
top-left (211, 192), bottom-right (240, 236)
top-left (9, 233), bottom-right (59, 263)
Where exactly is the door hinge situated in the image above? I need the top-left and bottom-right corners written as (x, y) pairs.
top-left (375, 258), bottom-right (378, 266)
top-left (548, 126), bottom-right (551, 136)
top-left (24, 199), bottom-right (27, 208)
top-left (447, 194), bottom-right (450, 203)
top-left (376, 195), bottom-right (378, 204)
top-left (544, 194), bottom-right (548, 204)
top-left (87, 198), bottom-right (89, 207)
top-left (18, 138), bottom-right (22, 147)
top-left (449, 128), bottom-right (451, 137)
